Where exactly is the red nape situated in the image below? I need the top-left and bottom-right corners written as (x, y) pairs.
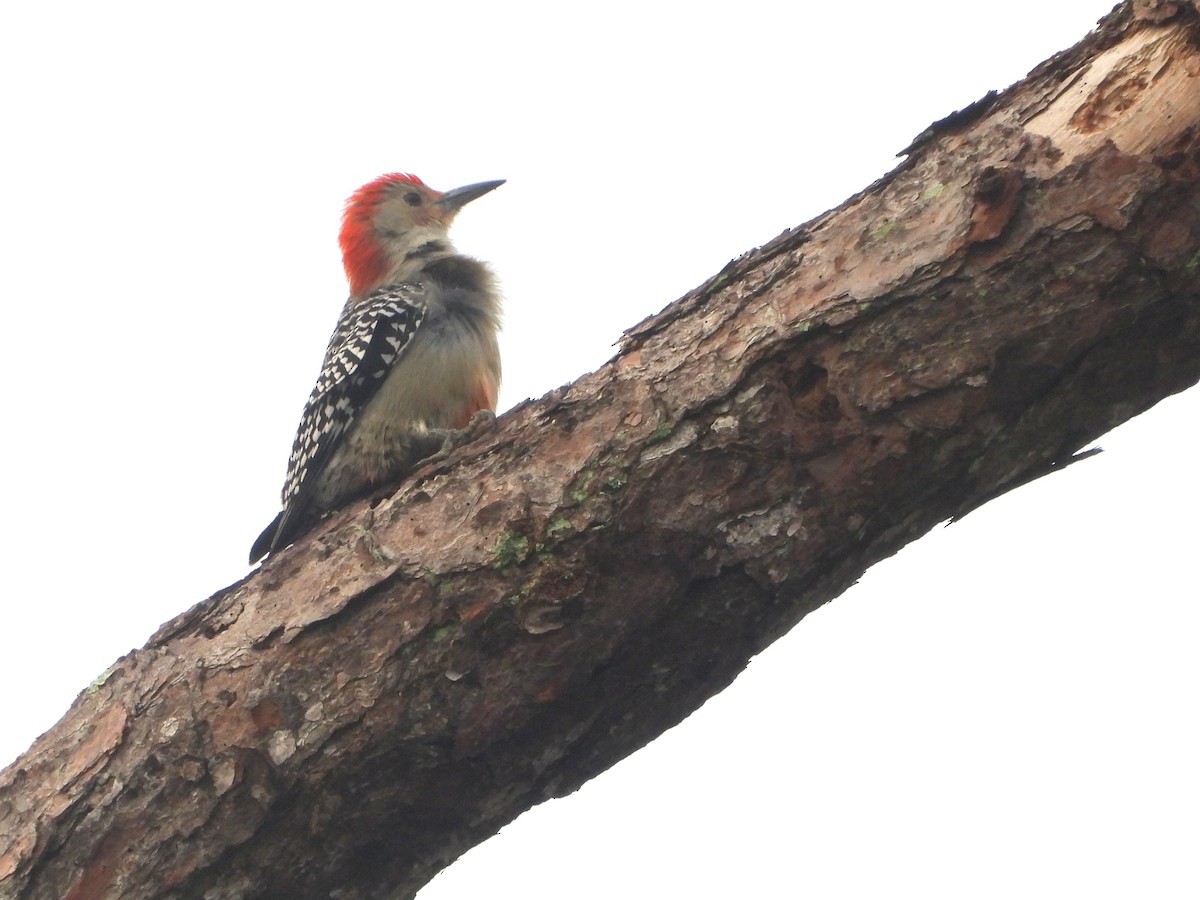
top-left (338, 173), bottom-right (426, 296)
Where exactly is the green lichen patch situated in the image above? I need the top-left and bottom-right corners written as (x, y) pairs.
top-left (644, 422), bottom-right (674, 445)
top-left (869, 220), bottom-right (899, 242)
top-left (86, 665), bottom-right (117, 694)
top-left (492, 529), bottom-right (531, 568)
top-left (547, 516), bottom-right (574, 538)
top-left (604, 471), bottom-right (628, 491)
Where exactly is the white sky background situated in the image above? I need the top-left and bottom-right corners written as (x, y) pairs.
top-left (2, 0), bottom-right (1197, 896)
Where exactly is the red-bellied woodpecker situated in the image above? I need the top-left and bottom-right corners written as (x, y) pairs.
top-left (249, 173), bottom-right (504, 563)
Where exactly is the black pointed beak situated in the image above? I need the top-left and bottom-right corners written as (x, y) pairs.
top-left (436, 179), bottom-right (505, 212)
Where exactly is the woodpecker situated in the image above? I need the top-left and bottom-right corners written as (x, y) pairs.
top-left (249, 173), bottom-right (504, 563)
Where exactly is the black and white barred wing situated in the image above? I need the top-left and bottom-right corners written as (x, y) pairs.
top-left (248, 284), bottom-right (427, 563)
top-left (281, 284), bottom-right (428, 509)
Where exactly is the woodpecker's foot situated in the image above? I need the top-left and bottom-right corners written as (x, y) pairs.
top-left (464, 408), bottom-right (497, 432)
top-left (419, 412), bottom-right (498, 467)
top-left (447, 409), bottom-right (497, 451)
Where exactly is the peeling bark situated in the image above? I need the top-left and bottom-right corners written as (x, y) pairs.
top-left (4, 3), bottom-right (1200, 898)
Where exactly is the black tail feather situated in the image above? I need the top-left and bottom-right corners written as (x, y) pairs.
top-left (248, 510), bottom-right (285, 565)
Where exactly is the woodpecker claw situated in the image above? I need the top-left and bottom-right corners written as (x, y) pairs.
top-left (416, 412), bottom-right (497, 469)
top-left (466, 408), bottom-right (497, 430)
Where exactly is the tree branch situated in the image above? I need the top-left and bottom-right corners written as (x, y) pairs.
top-left (4, 3), bottom-right (1200, 897)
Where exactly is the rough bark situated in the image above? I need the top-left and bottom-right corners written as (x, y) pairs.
top-left (4, 3), bottom-right (1200, 897)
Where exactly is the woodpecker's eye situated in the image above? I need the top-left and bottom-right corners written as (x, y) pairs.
top-left (404, 192), bottom-right (423, 206)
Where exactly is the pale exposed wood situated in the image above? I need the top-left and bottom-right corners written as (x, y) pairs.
top-left (1024, 25), bottom-right (1200, 163)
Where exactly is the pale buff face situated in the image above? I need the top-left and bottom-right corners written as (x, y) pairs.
top-left (370, 181), bottom-right (456, 243)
